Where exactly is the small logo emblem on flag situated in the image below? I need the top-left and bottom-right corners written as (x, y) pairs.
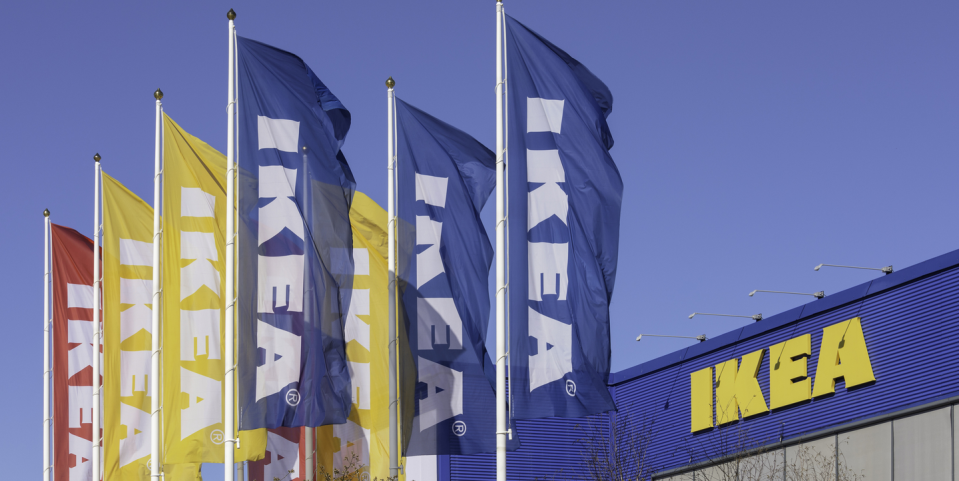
top-left (285, 389), bottom-right (301, 407)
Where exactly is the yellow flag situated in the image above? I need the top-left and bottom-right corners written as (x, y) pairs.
top-left (102, 172), bottom-right (157, 480)
top-left (161, 113), bottom-right (266, 464)
top-left (316, 192), bottom-right (392, 479)
top-left (102, 172), bottom-right (202, 481)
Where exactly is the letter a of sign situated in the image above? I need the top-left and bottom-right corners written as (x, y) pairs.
top-left (812, 317), bottom-right (875, 397)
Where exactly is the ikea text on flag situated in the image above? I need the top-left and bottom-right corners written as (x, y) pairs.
top-left (236, 36), bottom-right (356, 429)
top-left (101, 172), bottom-right (157, 481)
top-left (395, 98), bottom-right (519, 455)
top-left (160, 114), bottom-right (266, 464)
top-left (51, 224), bottom-right (97, 481)
top-left (316, 192), bottom-right (391, 478)
top-left (248, 427), bottom-right (307, 481)
top-left (505, 15), bottom-right (622, 419)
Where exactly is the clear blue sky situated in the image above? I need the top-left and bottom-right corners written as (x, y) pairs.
top-left (5, 2), bottom-right (958, 479)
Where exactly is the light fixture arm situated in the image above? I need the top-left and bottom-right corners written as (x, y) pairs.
top-left (636, 334), bottom-right (707, 342)
top-left (814, 263), bottom-right (893, 275)
top-left (749, 289), bottom-right (825, 299)
top-left (689, 312), bottom-right (763, 321)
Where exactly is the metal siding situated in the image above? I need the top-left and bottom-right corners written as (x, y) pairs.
top-left (625, 265), bottom-right (959, 475)
top-left (448, 416), bottom-right (609, 480)
top-left (442, 256), bottom-right (959, 480)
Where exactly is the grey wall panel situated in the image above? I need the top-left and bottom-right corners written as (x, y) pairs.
top-left (894, 407), bottom-right (951, 481)
top-left (739, 449), bottom-right (784, 481)
top-left (406, 454), bottom-right (438, 481)
top-left (785, 436), bottom-right (835, 481)
top-left (840, 422), bottom-right (891, 481)
top-left (694, 462), bottom-right (737, 481)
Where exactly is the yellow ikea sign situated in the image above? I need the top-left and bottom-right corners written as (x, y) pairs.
top-left (690, 317), bottom-right (875, 433)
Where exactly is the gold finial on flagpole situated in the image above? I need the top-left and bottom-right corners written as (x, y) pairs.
top-left (94, 153), bottom-right (101, 163)
top-left (43, 209), bottom-right (50, 217)
top-left (227, 9), bottom-right (236, 20)
top-left (154, 88), bottom-right (163, 100)
top-left (386, 76), bottom-right (395, 89)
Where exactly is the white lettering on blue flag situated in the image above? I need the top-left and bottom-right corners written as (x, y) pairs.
top-left (417, 297), bottom-right (463, 350)
top-left (255, 320), bottom-right (301, 402)
top-left (417, 357), bottom-right (464, 431)
top-left (415, 172), bottom-right (449, 208)
top-left (528, 306), bottom-right (572, 391)
top-left (415, 215), bottom-right (444, 289)
top-left (257, 165), bottom-right (305, 313)
top-left (527, 98), bottom-right (565, 134)
top-left (254, 150), bottom-right (305, 401)
top-left (257, 116), bottom-right (300, 153)
top-left (526, 98), bottom-right (573, 392)
top-left (238, 36), bottom-right (357, 429)
top-left (414, 172), bottom-right (465, 429)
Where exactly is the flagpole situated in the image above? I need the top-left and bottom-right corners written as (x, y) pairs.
top-left (494, 2), bottom-right (508, 481)
top-left (305, 426), bottom-right (314, 481)
top-left (43, 208), bottom-right (52, 481)
top-left (386, 75), bottom-right (398, 479)
top-left (92, 153), bottom-right (102, 481)
top-left (303, 145), bottom-right (314, 481)
top-left (225, 9), bottom-right (238, 481)
top-left (151, 89), bottom-right (164, 481)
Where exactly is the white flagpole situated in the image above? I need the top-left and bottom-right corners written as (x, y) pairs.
top-left (495, 2), bottom-right (508, 481)
top-left (92, 153), bottom-right (102, 481)
top-left (151, 89), bottom-right (163, 481)
top-left (305, 427), bottom-right (314, 481)
top-left (302, 142), bottom-right (315, 481)
top-left (386, 76), bottom-right (398, 479)
top-left (225, 9), bottom-right (238, 481)
top-left (43, 208), bottom-right (52, 481)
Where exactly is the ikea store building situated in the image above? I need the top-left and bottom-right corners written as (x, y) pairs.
top-left (424, 248), bottom-right (959, 480)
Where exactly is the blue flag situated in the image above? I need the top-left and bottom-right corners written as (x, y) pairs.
top-left (236, 36), bottom-right (355, 429)
top-left (395, 98), bottom-right (519, 455)
top-left (505, 15), bottom-right (622, 419)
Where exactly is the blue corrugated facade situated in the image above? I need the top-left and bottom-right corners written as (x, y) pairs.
top-left (438, 248), bottom-right (959, 480)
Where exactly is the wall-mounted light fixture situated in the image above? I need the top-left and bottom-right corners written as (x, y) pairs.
top-left (636, 334), bottom-right (707, 342)
top-left (814, 263), bottom-right (893, 275)
top-left (749, 289), bottom-right (824, 299)
top-left (689, 312), bottom-right (762, 321)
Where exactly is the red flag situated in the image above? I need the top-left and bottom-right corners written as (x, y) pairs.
top-left (248, 428), bottom-right (307, 481)
top-left (52, 224), bottom-right (99, 481)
